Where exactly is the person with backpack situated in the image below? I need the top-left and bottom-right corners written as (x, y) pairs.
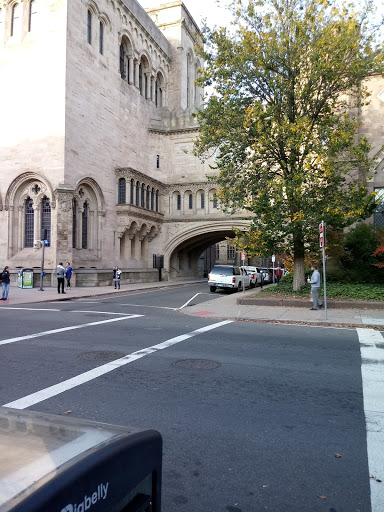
top-left (1, 266), bottom-right (10, 301)
top-left (57, 262), bottom-right (66, 294)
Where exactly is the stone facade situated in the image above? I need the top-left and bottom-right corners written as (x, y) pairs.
top-left (0, 0), bottom-right (383, 285)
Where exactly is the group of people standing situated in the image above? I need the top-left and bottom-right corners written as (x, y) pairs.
top-left (56, 262), bottom-right (73, 294)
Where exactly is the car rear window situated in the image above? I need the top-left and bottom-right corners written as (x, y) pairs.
top-left (209, 266), bottom-right (235, 276)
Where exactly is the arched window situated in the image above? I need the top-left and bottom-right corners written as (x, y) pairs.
top-left (99, 21), bottom-right (104, 54)
top-left (155, 190), bottom-right (159, 212)
top-left (146, 186), bottom-right (150, 209)
top-left (136, 181), bottom-right (140, 206)
top-left (213, 193), bottom-right (218, 209)
top-left (72, 198), bottom-right (77, 248)
top-left (139, 63), bottom-right (143, 95)
top-left (87, 9), bottom-right (92, 44)
top-left (177, 194), bottom-right (181, 211)
top-left (188, 194), bottom-right (193, 209)
top-left (82, 202), bottom-right (88, 249)
top-left (41, 197), bottom-right (51, 245)
top-left (11, 3), bottom-right (21, 39)
top-left (155, 80), bottom-right (158, 107)
top-left (24, 197), bottom-right (34, 247)
top-left (120, 44), bottom-right (125, 78)
top-left (151, 188), bottom-right (154, 210)
top-left (118, 178), bottom-right (126, 204)
top-left (130, 179), bottom-right (134, 204)
top-left (141, 184), bottom-right (145, 208)
top-left (201, 193), bottom-right (205, 209)
top-left (29, 0), bottom-right (38, 32)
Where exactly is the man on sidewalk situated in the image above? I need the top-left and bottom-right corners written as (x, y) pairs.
top-left (307, 265), bottom-right (323, 310)
top-left (57, 262), bottom-right (66, 294)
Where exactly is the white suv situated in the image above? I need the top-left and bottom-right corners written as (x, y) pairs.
top-left (208, 265), bottom-right (251, 293)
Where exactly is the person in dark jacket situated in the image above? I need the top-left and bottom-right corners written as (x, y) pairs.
top-left (1, 266), bottom-right (10, 301)
top-left (113, 266), bottom-right (122, 289)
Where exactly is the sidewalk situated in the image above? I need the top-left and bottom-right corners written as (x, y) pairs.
top-left (0, 279), bottom-right (205, 306)
top-left (1, 280), bottom-right (383, 329)
top-left (180, 287), bottom-right (384, 329)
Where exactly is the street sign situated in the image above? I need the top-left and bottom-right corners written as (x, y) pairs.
top-left (271, 254), bottom-right (276, 263)
top-left (241, 251), bottom-right (246, 261)
top-left (319, 222), bottom-right (324, 248)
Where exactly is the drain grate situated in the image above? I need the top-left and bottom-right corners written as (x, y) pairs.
top-left (172, 359), bottom-right (221, 370)
top-left (79, 351), bottom-right (125, 361)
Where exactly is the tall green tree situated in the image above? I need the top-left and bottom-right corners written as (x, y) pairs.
top-left (194, 0), bottom-right (383, 290)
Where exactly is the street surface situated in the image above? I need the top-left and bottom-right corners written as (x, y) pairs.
top-left (0, 282), bottom-right (382, 512)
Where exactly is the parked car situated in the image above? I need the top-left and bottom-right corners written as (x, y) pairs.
top-left (257, 267), bottom-right (273, 284)
top-left (241, 266), bottom-right (262, 288)
top-left (208, 265), bottom-right (251, 293)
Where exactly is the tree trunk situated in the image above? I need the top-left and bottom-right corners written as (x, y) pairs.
top-left (293, 235), bottom-right (305, 291)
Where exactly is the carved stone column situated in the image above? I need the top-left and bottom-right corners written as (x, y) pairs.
top-left (55, 188), bottom-right (74, 264)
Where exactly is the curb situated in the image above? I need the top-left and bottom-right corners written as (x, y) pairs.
top-left (237, 297), bottom-right (384, 310)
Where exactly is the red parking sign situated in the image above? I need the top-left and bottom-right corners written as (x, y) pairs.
top-left (319, 222), bottom-right (324, 248)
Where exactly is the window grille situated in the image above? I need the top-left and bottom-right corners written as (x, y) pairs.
top-left (118, 178), bottom-right (126, 204)
top-left (177, 194), bottom-right (181, 211)
top-left (201, 193), bottom-right (205, 209)
top-left (130, 179), bottom-right (134, 204)
top-left (41, 197), bottom-right (51, 245)
top-left (227, 244), bottom-right (236, 259)
top-left (136, 182), bottom-right (140, 206)
top-left (25, 198), bottom-right (34, 248)
top-left (156, 155), bottom-right (160, 169)
top-left (189, 194), bottom-right (193, 209)
top-left (120, 44), bottom-right (125, 78)
top-left (99, 21), bottom-right (103, 54)
top-left (212, 194), bottom-right (218, 209)
top-left (155, 81), bottom-right (158, 107)
top-left (139, 64), bottom-right (143, 95)
top-left (146, 186), bottom-right (150, 209)
top-left (215, 244), bottom-right (220, 259)
top-left (87, 9), bottom-right (92, 44)
top-left (82, 203), bottom-right (88, 249)
top-left (151, 189), bottom-right (154, 210)
top-left (156, 190), bottom-right (159, 212)
top-left (72, 198), bottom-right (77, 248)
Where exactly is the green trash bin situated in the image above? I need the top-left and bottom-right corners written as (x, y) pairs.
top-left (17, 268), bottom-right (34, 289)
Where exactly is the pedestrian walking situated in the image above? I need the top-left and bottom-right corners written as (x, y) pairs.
top-left (113, 266), bottom-right (122, 289)
top-left (275, 266), bottom-right (283, 285)
top-left (1, 266), bottom-right (10, 301)
top-left (57, 262), bottom-right (66, 294)
top-left (65, 262), bottom-right (73, 289)
top-left (307, 264), bottom-right (323, 310)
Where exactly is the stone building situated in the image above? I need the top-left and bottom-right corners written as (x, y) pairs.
top-left (0, 0), bottom-right (383, 286)
top-left (0, 0), bottom-right (249, 286)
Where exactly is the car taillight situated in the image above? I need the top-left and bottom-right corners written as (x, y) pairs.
top-left (251, 273), bottom-right (255, 279)
top-left (208, 276), bottom-right (210, 281)
top-left (232, 277), bottom-right (235, 284)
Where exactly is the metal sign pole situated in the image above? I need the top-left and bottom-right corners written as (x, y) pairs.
top-left (39, 241), bottom-right (45, 291)
top-left (241, 251), bottom-right (245, 298)
top-left (320, 221), bottom-right (327, 320)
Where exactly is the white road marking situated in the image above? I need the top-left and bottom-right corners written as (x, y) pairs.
top-left (357, 328), bottom-right (384, 512)
top-left (0, 307), bottom-right (61, 312)
top-left (362, 317), bottom-right (384, 327)
top-left (71, 310), bottom-right (132, 316)
top-left (3, 320), bottom-right (233, 409)
top-left (116, 303), bottom-right (177, 310)
top-left (0, 315), bottom-right (143, 346)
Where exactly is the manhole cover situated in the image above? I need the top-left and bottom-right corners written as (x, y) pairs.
top-left (79, 351), bottom-right (125, 361)
top-left (172, 359), bottom-right (221, 370)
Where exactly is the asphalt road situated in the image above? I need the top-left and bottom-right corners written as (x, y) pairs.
top-left (0, 283), bottom-right (378, 512)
